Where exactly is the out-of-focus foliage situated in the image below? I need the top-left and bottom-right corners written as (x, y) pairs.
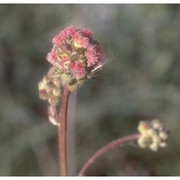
top-left (0, 4), bottom-right (180, 175)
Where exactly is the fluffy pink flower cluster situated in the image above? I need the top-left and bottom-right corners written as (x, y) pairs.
top-left (46, 26), bottom-right (103, 80)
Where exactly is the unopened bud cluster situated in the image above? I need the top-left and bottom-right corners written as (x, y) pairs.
top-left (137, 119), bottom-right (169, 151)
top-left (38, 68), bottom-right (62, 105)
top-left (38, 26), bottom-right (104, 104)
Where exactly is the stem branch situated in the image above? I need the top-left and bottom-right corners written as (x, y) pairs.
top-left (78, 133), bottom-right (140, 176)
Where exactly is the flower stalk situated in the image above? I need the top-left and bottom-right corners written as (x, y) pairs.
top-left (58, 86), bottom-right (70, 176)
top-left (78, 133), bottom-right (140, 176)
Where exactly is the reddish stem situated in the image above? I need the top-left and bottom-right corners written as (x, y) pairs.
top-left (58, 86), bottom-right (70, 176)
top-left (78, 133), bottom-right (140, 176)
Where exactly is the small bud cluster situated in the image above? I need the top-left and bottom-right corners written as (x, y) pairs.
top-left (137, 119), bottom-right (169, 151)
top-left (38, 68), bottom-right (62, 105)
top-left (38, 26), bottom-right (104, 105)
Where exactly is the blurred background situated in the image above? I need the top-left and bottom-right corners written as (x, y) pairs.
top-left (0, 4), bottom-right (180, 176)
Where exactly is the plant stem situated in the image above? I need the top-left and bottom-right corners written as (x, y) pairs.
top-left (58, 86), bottom-right (70, 176)
top-left (78, 133), bottom-right (140, 176)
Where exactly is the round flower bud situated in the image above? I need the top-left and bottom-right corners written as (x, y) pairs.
top-left (137, 119), bottom-right (169, 152)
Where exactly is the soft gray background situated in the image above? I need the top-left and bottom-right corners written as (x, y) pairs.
top-left (0, 4), bottom-right (180, 175)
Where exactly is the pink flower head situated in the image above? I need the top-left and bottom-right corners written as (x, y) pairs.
top-left (52, 26), bottom-right (77, 47)
top-left (52, 34), bottom-right (63, 47)
top-left (69, 62), bottom-right (86, 79)
top-left (72, 31), bottom-right (89, 48)
top-left (59, 57), bottom-right (70, 71)
top-left (47, 25), bottom-right (104, 85)
top-left (64, 26), bottom-right (77, 37)
top-left (41, 25), bottom-right (105, 99)
top-left (46, 50), bottom-right (58, 65)
top-left (81, 28), bottom-right (93, 37)
top-left (85, 45), bottom-right (98, 67)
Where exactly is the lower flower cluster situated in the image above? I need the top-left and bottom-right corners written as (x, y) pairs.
top-left (38, 67), bottom-right (62, 105)
top-left (137, 119), bottom-right (169, 151)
